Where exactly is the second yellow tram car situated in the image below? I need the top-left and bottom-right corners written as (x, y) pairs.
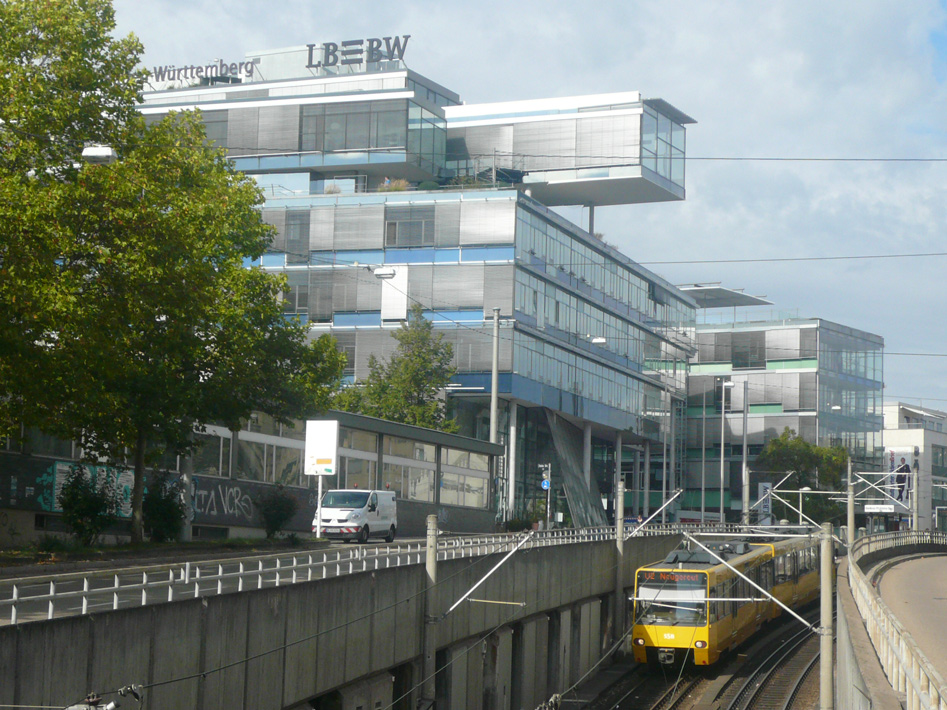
top-left (631, 536), bottom-right (821, 666)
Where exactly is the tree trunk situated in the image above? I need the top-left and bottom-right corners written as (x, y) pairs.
top-left (131, 426), bottom-right (147, 543)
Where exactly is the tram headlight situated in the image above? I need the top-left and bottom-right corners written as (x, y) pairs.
top-left (694, 640), bottom-right (707, 649)
top-left (634, 638), bottom-right (645, 646)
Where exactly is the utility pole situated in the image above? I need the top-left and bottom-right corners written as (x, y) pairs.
top-left (819, 521), bottom-right (835, 710)
top-left (614, 477), bottom-right (625, 649)
top-left (847, 458), bottom-right (855, 548)
top-left (422, 515), bottom-right (438, 708)
top-left (541, 464), bottom-right (552, 529)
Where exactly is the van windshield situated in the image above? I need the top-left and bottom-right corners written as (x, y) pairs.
top-left (322, 491), bottom-right (370, 508)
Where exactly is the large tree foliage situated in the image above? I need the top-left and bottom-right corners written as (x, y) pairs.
top-left (335, 303), bottom-right (458, 432)
top-left (0, 0), bottom-right (145, 176)
top-left (753, 427), bottom-right (849, 523)
top-left (0, 0), bottom-right (347, 542)
top-left (0, 0), bottom-right (146, 431)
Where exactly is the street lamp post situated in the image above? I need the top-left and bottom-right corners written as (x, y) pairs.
top-left (741, 379), bottom-right (749, 525)
top-left (720, 379), bottom-right (734, 523)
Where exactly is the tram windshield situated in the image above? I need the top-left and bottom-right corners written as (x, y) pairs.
top-left (635, 570), bottom-right (707, 626)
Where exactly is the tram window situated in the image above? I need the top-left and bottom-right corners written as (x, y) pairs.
top-left (775, 555), bottom-right (787, 583)
top-left (635, 572), bottom-right (707, 627)
top-left (708, 588), bottom-right (717, 623)
top-left (761, 561), bottom-right (774, 590)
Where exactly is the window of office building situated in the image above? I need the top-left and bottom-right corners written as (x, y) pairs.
top-left (192, 431), bottom-right (230, 477)
top-left (385, 436), bottom-right (435, 462)
top-left (341, 456), bottom-right (375, 490)
top-left (299, 100), bottom-right (407, 153)
top-left (385, 204), bottom-right (435, 247)
top-left (340, 427), bottom-right (377, 453)
top-left (641, 106), bottom-right (685, 187)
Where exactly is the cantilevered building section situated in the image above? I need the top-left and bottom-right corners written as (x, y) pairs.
top-left (140, 43), bottom-right (697, 527)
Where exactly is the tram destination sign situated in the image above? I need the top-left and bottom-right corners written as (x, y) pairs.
top-left (637, 570), bottom-right (703, 584)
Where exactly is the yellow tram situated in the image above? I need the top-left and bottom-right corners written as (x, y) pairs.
top-left (631, 536), bottom-right (821, 666)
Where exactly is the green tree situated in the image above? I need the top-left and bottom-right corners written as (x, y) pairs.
top-left (335, 303), bottom-right (458, 432)
top-left (23, 112), bottom-right (345, 543)
top-left (255, 484), bottom-right (299, 539)
top-left (142, 470), bottom-right (187, 543)
top-left (57, 464), bottom-right (122, 547)
top-left (753, 427), bottom-right (848, 523)
top-left (0, 0), bottom-right (145, 433)
top-left (0, 0), bottom-right (347, 542)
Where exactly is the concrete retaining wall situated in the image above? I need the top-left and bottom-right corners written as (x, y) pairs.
top-left (835, 557), bottom-right (903, 710)
top-left (1, 534), bottom-right (677, 710)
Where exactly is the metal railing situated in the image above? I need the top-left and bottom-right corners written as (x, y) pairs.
top-left (848, 530), bottom-right (947, 710)
top-left (0, 521), bottom-right (744, 627)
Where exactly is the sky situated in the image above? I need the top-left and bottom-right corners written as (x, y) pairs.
top-left (113, 0), bottom-right (947, 408)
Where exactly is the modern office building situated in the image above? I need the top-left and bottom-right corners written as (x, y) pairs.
top-left (682, 303), bottom-right (884, 522)
top-left (882, 402), bottom-right (947, 531)
top-left (138, 42), bottom-right (698, 527)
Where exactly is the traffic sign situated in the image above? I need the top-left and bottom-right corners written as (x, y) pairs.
top-left (541, 479), bottom-right (551, 490)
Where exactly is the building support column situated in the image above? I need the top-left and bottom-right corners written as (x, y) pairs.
top-left (614, 433), bottom-right (623, 524)
top-left (632, 449), bottom-right (641, 517)
top-left (669, 400), bottom-right (676, 523)
top-left (508, 403), bottom-right (518, 521)
top-left (643, 442), bottom-right (651, 516)
top-left (583, 422), bottom-right (593, 490)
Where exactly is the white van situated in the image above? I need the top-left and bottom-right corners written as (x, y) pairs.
top-left (313, 489), bottom-right (397, 543)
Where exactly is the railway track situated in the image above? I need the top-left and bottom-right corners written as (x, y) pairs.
top-left (703, 607), bottom-right (828, 710)
top-left (582, 604), bottom-right (828, 710)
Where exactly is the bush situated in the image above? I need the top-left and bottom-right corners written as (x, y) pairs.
top-left (381, 178), bottom-right (410, 192)
top-left (417, 180), bottom-right (440, 191)
top-left (255, 484), bottom-right (299, 539)
top-left (57, 464), bottom-right (122, 547)
top-left (143, 470), bottom-right (187, 543)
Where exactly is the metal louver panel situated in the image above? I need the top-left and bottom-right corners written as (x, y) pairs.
top-left (227, 108), bottom-right (259, 155)
top-left (482, 265), bottom-right (514, 319)
top-left (408, 265), bottom-right (434, 310)
top-left (434, 201), bottom-right (461, 247)
top-left (461, 125), bottom-right (514, 170)
top-left (355, 267), bottom-right (382, 311)
top-left (332, 269), bottom-right (358, 312)
top-left (334, 204), bottom-right (384, 250)
top-left (576, 114), bottom-right (639, 167)
top-left (354, 330), bottom-right (399, 380)
top-left (262, 209), bottom-right (285, 251)
top-left (459, 200), bottom-right (515, 246)
top-left (308, 271), bottom-right (334, 322)
top-left (432, 264), bottom-right (483, 309)
top-left (310, 207), bottom-right (335, 252)
top-left (257, 105), bottom-right (300, 154)
top-left (513, 118), bottom-right (576, 171)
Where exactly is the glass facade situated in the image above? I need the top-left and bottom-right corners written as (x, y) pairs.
top-left (133, 55), bottom-right (699, 527)
top-left (684, 319), bottom-right (884, 520)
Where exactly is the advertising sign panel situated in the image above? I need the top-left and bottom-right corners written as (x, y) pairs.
top-left (305, 420), bottom-right (339, 477)
top-left (886, 447), bottom-right (915, 509)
